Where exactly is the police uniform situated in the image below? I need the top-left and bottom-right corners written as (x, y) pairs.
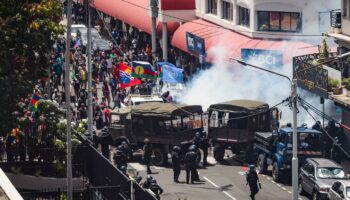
top-left (246, 165), bottom-right (260, 200)
top-left (143, 141), bottom-right (153, 174)
top-left (171, 146), bottom-right (182, 183)
top-left (184, 147), bottom-right (197, 184)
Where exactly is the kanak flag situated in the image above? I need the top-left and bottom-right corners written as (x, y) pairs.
top-left (119, 63), bottom-right (141, 88)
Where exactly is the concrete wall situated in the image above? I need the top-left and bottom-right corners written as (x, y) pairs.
top-left (196, 0), bottom-right (340, 39)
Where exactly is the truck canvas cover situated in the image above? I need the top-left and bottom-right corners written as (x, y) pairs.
top-left (208, 100), bottom-right (269, 113)
top-left (131, 102), bottom-right (202, 118)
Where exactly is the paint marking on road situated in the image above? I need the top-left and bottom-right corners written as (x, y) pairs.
top-left (153, 166), bottom-right (165, 170)
top-left (271, 181), bottom-right (276, 184)
top-left (202, 176), bottom-right (237, 200)
top-left (207, 156), bottom-right (217, 165)
top-left (287, 191), bottom-right (292, 194)
top-left (266, 177), bottom-right (271, 180)
top-left (276, 184), bottom-right (282, 187)
top-left (128, 163), bottom-right (145, 171)
top-left (282, 187), bottom-right (287, 191)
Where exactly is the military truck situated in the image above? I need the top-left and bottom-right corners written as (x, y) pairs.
top-left (254, 126), bottom-right (324, 182)
top-left (110, 102), bottom-right (203, 166)
top-left (208, 100), bottom-right (279, 161)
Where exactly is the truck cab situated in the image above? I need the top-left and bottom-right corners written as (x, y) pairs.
top-left (255, 125), bottom-right (323, 182)
top-left (110, 102), bottom-right (203, 166)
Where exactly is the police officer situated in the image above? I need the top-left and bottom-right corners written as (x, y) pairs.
top-left (192, 132), bottom-right (202, 148)
top-left (117, 141), bottom-right (133, 160)
top-left (184, 145), bottom-right (197, 184)
top-left (113, 148), bottom-right (127, 172)
top-left (143, 175), bottom-right (164, 200)
top-left (98, 126), bottom-right (113, 159)
top-left (143, 138), bottom-right (153, 174)
top-left (171, 146), bottom-right (182, 183)
top-left (201, 132), bottom-right (210, 166)
top-left (246, 165), bottom-right (261, 200)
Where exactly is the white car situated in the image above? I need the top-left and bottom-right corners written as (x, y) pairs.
top-left (328, 180), bottom-right (350, 200)
top-left (125, 94), bottom-right (163, 106)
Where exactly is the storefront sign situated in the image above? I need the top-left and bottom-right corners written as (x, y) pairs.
top-left (186, 32), bottom-right (205, 55)
top-left (241, 49), bottom-right (283, 68)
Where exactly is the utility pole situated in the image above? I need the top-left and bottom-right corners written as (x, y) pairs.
top-left (64, 0), bottom-right (73, 199)
top-left (150, 0), bottom-right (158, 59)
top-left (291, 79), bottom-right (298, 200)
top-left (231, 58), bottom-right (299, 199)
top-left (87, 0), bottom-right (93, 140)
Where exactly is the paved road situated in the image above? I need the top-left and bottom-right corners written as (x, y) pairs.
top-left (127, 151), bottom-right (309, 200)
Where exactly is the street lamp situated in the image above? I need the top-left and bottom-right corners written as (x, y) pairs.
top-left (231, 58), bottom-right (299, 200)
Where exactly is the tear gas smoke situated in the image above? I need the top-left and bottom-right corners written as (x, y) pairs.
top-left (178, 41), bottom-right (341, 127)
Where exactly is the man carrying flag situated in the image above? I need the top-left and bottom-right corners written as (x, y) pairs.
top-left (30, 89), bottom-right (42, 112)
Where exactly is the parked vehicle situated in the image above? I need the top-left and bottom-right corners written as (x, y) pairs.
top-left (255, 125), bottom-right (324, 182)
top-left (299, 158), bottom-right (348, 200)
top-left (109, 102), bottom-right (204, 166)
top-left (328, 180), bottom-right (350, 200)
top-left (124, 94), bottom-right (163, 106)
top-left (207, 99), bottom-right (279, 161)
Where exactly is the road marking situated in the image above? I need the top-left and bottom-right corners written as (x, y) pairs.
top-left (266, 177), bottom-right (271, 180)
top-left (282, 187), bottom-right (287, 191)
top-left (207, 156), bottom-right (217, 165)
top-left (276, 184), bottom-right (282, 187)
top-left (288, 191), bottom-right (292, 194)
top-left (153, 166), bottom-right (165, 170)
top-left (271, 181), bottom-right (276, 184)
top-left (202, 176), bottom-right (237, 200)
top-left (128, 163), bottom-right (145, 171)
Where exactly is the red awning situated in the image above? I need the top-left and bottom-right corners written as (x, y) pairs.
top-left (171, 19), bottom-right (319, 64)
top-left (93, 0), bottom-right (179, 35)
top-left (160, 0), bottom-right (195, 10)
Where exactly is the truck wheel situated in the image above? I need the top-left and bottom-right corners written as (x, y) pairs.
top-left (256, 154), bottom-right (267, 174)
top-left (213, 145), bottom-right (225, 161)
top-left (298, 180), bottom-right (306, 196)
top-left (152, 147), bottom-right (167, 166)
top-left (231, 144), bottom-right (241, 155)
top-left (272, 162), bottom-right (283, 182)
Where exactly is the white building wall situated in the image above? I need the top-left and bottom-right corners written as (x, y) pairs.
top-left (196, 0), bottom-right (340, 40)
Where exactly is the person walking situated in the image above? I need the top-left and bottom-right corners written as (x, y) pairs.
top-left (171, 146), bottom-right (182, 183)
top-left (143, 138), bottom-right (153, 174)
top-left (184, 145), bottom-right (197, 184)
top-left (102, 80), bottom-right (111, 108)
top-left (246, 165), bottom-right (261, 200)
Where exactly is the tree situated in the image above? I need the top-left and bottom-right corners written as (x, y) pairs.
top-left (0, 0), bottom-right (64, 136)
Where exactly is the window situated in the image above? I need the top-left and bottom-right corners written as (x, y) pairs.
top-left (207, 0), bottom-right (217, 15)
top-left (316, 168), bottom-right (346, 179)
top-left (222, 1), bottom-right (233, 21)
top-left (344, 0), bottom-right (348, 18)
top-left (258, 11), bottom-right (301, 32)
top-left (239, 6), bottom-right (250, 27)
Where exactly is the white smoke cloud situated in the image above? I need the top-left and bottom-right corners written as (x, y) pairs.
top-left (179, 39), bottom-right (341, 127)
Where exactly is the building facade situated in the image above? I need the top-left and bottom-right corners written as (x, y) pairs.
top-left (195, 0), bottom-right (340, 39)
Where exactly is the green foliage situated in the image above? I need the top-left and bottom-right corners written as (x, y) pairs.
top-left (0, 0), bottom-right (64, 136)
top-left (328, 78), bottom-right (340, 88)
top-left (343, 78), bottom-right (350, 90)
top-left (320, 37), bottom-right (330, 59)
top-left (54, 139), bottom-right (65, 150)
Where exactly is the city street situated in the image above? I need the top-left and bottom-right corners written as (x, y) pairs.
top-left (129, 151), bottom-right (309, 200)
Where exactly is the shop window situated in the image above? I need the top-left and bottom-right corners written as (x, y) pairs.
top-left (207, 0), bottom-right (217, 15)
top-left (257, 11), bottom-right (301, 32)
top-left (239, 6), bottom-right (250, 27)
top-left (222, 1), bottom-right (233, 21)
